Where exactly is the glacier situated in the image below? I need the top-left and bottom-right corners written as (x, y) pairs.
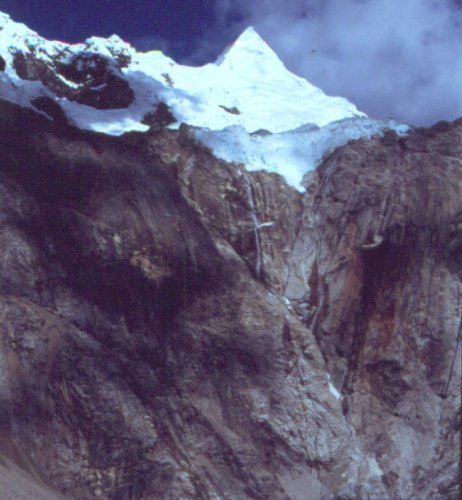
top-left (192, 119), bottom-right (409, 190)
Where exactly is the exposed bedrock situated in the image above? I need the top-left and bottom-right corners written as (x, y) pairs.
top-left (0, 101), bottom-right (460, 498)
top-left (13, 48), bottom-right (134, 110)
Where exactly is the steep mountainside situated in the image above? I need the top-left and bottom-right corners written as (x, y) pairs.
top-left (0, 10), bottom-right (460, 500)
top-left (0, 99), bottom-right (460, 499)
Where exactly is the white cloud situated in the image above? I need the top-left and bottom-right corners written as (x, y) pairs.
top-left (208, 0), bottom-right (462, 126)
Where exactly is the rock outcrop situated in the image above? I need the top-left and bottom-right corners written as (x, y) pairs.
top-left (0, 99), bottom-right (460, 499)
top-left (12, 42), bottom-right (134, 110)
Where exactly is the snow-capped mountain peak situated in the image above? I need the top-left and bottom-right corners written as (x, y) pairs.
top-left (129, 26), bottom-right (367, 133)
top-left (0, 11), bottom-right (366, 134)
top-left (215, 26), bottom-right (283, 69)
top-left (0, 10), bottom-right (408, 190)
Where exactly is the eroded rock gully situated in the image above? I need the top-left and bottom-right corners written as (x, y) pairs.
top-left (0, 101), bottom-right (460, 499)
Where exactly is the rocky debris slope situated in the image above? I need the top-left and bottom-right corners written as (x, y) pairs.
top-left (0, 99), bottom-right (460, 499)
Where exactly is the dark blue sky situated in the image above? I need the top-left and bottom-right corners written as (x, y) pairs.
top-left (0, 0), bottom-right (220, 62)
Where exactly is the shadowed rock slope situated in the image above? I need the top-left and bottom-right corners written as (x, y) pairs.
top-left (0, 100), bottom-right (460, 499)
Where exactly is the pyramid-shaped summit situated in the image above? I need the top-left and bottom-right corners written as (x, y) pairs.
top-left (0, 12), bottom-right (365, 135)
top-left (216, 26), bottom-right (283, 69)
top-left (226, 26), bottom-right (275, 54)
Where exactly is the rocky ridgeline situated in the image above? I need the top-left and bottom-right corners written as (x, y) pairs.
top-left (11, 41), bottom-right (134, 110)
top-left (0, 99), bottom-right (459, 498)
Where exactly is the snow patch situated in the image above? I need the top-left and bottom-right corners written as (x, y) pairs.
top-left (257, 221), bottom-right (274, 229)
top-left (327, 374), bottom-right (342, 400)
top-left (59, 99), bottom-right (149, 135)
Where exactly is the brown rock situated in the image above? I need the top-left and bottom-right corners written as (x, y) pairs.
top-left (0, 100), bottom-right (459, 498)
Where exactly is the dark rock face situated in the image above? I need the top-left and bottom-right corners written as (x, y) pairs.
top-left (0, 55), bottom-right (6, 72)
top-left (31, 96), bottom-right (68, 125)
top-left (13, 50), bottom-right (134, 109)
top-left (299, 122), bottom-right (462, 498)
top-left (142, 102), bottom-right (177, 131)
top-left (0, 100), bottom-right (460, 499)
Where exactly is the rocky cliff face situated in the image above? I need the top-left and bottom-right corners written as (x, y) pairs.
top-left (0, 98), bottom-right (460, 499)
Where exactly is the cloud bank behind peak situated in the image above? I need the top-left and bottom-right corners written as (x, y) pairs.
top-left (200, 0), bottom-right (462, 126)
